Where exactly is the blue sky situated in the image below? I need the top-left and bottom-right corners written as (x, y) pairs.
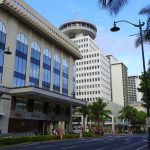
top-left (24, 0), bottom-right (150, 75)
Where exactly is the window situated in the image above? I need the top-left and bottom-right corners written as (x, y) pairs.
top-left (29, 42), bottom-right (40, 86)
top-left (53, 54), bottom-right (60, 93)
top-left (42, 48), bottom-right (51, 89)
top-left (0, 20), bottom-right (6, 81)
top-left (62, 59), bottom-right (68, 95)
top-left (15, 99), bottom-right (27, 112)
top-left (13, 33), bottom-right (28, 87)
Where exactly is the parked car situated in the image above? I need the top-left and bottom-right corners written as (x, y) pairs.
top-left (72, 129), bottom-right (82, 134)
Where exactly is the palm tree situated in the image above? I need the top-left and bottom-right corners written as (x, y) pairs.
top-left (75, 105), bottom-right (90, 132)
top-left (98, 0), bottom-right (150, 44)
top-left (139, 6), bottom-right (150, 42)
top-left (119, 105), bottom-right (137, 126)
top-left (91, 98), bottom-right (111, 128)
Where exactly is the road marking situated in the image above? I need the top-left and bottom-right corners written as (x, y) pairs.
top-left (125, 139), bottom-right (130, 141)
top-left (96, 148), bottom-right (104, 150)
top-left (136, 145), bottom-right (147, 150)
top-left (60, 146), bottom-right (77, 149)
top-left (125, 142), bottom-right (130, 144)
top-left (35, 145), bottom-right (54, 149)
top-left (91, 139), bottom-right (103, 141)
top-left (142, 140), bottom-right (147, 142)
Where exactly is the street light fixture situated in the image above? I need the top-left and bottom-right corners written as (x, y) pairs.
top-left (110, 19), bottom-right (150, 148)
top-left (3, 47), bottom-right (12, 55)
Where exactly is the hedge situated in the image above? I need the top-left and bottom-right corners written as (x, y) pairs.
top-left (0, 132), bottom-right (104, 146)
top-left (0, 134), bottom-right (80, 146)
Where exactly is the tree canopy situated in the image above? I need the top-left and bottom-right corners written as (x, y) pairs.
top-left (138, 66), bottom-right (150, 107)
top-left (119, 105), bottom-right (146, 132)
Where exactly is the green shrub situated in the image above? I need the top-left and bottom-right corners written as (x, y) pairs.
top-left (83, 132), bottom-right (94, 137)
top-left (0, 134), bottom-right (80, 146)
top-left (0, 136), bottom-right (31, 145)
top-left (63, 134), bottom-right (79, 139)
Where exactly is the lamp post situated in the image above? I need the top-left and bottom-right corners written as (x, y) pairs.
top-left (110, 20), bottom-right (150, 148)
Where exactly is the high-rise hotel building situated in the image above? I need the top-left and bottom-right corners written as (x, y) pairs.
top-left (106, 55), bottom-right (128, 106)
top-left (59, 20), bottom-right (111, 103)
top-left (127, 76), bottom-right (142, 103)
top-left (0, 0), bottom-right (86, 134)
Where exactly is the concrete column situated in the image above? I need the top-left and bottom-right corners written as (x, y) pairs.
top-left (25, 30), bottom-right (32, 86)
top-left (68, 57), bottom-right (73, 97)
top-left (2, 15), bottom-right (17, 87)
top-left (60, 51), bottom-right (63, 94)
top-left (50, 45), bottom-right (54, 91)
top-left (0, 94), bottom-right (11, 133)
top-left (39, 39), bottom-right (44, 88)
top-left (69, 103), bottom-right (73, 133)
top-left (112, 115), bottom-right (115, 130)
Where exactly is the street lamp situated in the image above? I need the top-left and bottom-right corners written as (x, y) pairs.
top-left (1, 47), bottom-right (12, 55)
top-left (110, 20), bottom-right (150, 148)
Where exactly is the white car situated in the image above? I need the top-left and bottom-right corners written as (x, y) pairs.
top-left (72, 129), bottom-right (82, 134)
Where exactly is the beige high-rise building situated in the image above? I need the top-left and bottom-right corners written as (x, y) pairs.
top-left (0, 0), bottom-right (86, 134)
top-left (106, 55), bottom-right (128, 106)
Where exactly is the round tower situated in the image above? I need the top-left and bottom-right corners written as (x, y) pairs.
top-left (59, 20), bottom-right (97, 40)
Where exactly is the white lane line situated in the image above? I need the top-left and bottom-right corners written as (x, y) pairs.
top-left (142, 140), bottom-right (147, 142)
top-left (60, 146), bottom-right (77, 149)
top-left (35, 145), bottom-right (54, 149)
top-left (91, 139), bottom-right (104, 141)
top-left (136, 145), bottom-right (147, 150)
top-left (96, 148), bottom-right (104, 150)
top-left (125, 142), bottom-right (130, 144)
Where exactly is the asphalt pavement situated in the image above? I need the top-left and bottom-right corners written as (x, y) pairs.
top-left (0, 134), bottom-right (148, 150)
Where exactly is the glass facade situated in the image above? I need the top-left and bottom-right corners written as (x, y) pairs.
top-left (13, 33), bottom-right (28, 87)
top-left (72, 64), bottom-right (76, 97)
top-left (0, 21), bottom-right (6, 82)
top-left (42, 49), bottom-right (51, 89)
top-left (15, 99), bottom-right (27, 112)
top-left (53, 54), bottom-right (60, 93)
top-left (62, 59), bottom-right (68, 95)
top-left (29, 42), bottom-right (40, 86)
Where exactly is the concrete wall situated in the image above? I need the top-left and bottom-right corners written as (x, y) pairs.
top-left (0, 94), bottom-right (11, 133)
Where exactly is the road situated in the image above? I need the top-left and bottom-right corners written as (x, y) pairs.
top-left (0, 134), bottom-right (148, 150)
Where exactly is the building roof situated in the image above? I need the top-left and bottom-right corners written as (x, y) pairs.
top-left (0, 0), bottom-right (82, 59)
top-left (59, 20), bottom-right (97, 40)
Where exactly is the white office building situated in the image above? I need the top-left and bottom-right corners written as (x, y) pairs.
top-left (59, 20), bottom-right (111, 103)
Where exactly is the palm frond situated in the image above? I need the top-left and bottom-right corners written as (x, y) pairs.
top-left (139, 5), bottom-right (150, 15)
top-left (135, 29), bottom-right (150, 47)
top-left (98, 0), bottom-right (128, 15)
top-left (98, 0), bottom-right (113, 9)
